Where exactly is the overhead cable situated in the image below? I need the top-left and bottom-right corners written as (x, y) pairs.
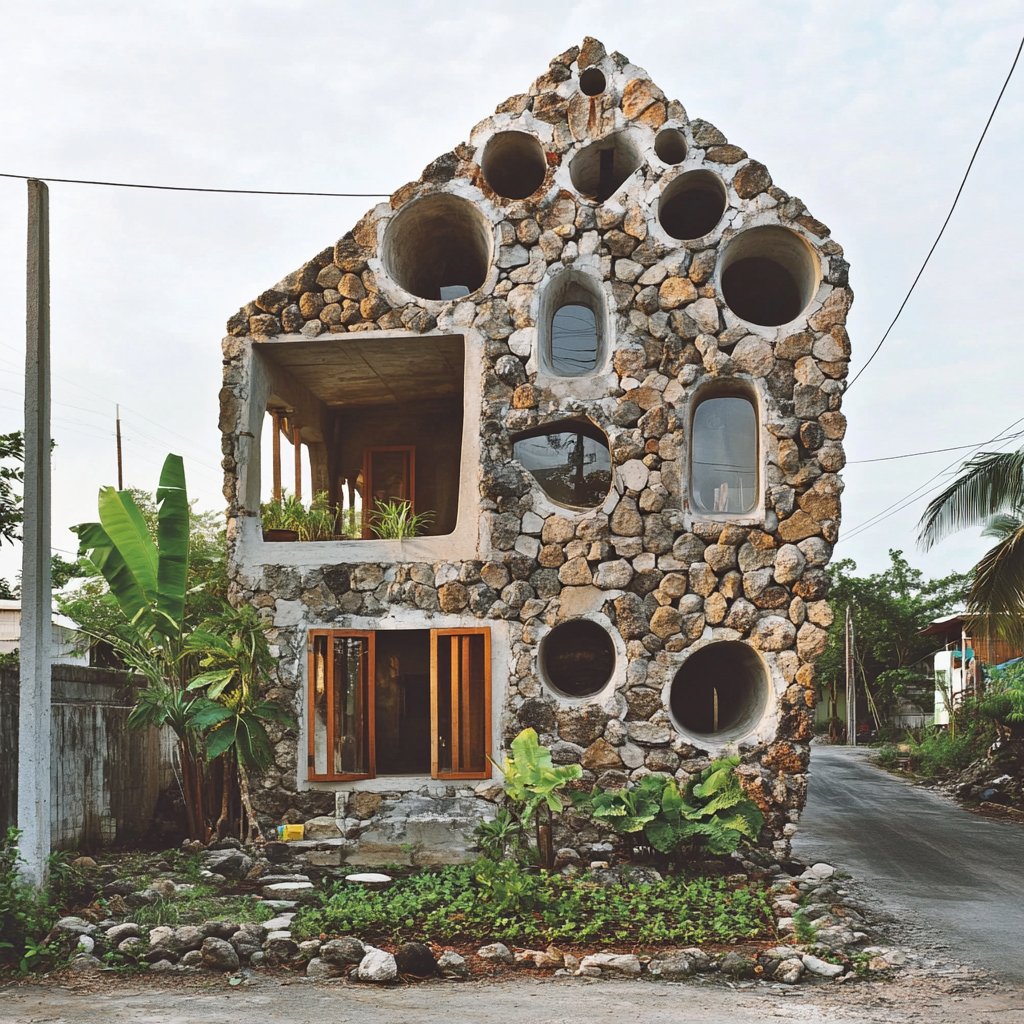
top-left (0, 171), bottom-right (389, 198)
top-left (845, 32), bottom-right (1024, 391)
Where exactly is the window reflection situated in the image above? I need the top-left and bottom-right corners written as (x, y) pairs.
top-left (691, 396), bottom-right (757, 514)
top-left (550, 303), bottom-right (598, 375)
top-left (514, 425), bottom-right (611, 509)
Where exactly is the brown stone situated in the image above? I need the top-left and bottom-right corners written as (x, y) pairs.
top-left (733, 160), bottom-right (772, 199)
top-left (614, 593), bottom-right (649, 639)
top-left (538, 544), bottom-right (565, 568)
top-left (348, 792), bottom-right (382, 820)
top-left (559, 557), bottom-right (593, 586)
top-left (558, 706), bottom-right (611, 747)
top-left (438, 582), bottom-right (469, 613)
top-left (582, 738), bottom-right (624, 771)
top-left (777, 511), bottom-right (821, 543)
top-left (622, 78), bottom-right (664, 119)
top-left (705, 144), bottom-right (747, 164)
top-left (649, 606), bottom-right (682, 638)
top-left (542, 516), bottom-right (576, 544)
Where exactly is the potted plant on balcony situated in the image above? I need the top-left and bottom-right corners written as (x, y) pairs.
top-left (260, 491), bottom-right (301, 542)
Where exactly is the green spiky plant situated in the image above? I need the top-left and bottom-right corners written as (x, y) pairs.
top-left (369, 499), bottom-right (434, 540)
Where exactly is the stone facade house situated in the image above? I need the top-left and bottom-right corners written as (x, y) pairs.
top-left (219, 38), bottom-right (851, 866)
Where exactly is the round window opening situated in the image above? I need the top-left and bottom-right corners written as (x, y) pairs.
top-left (719, 225), bottom-right (820, 328)
top-left (579, 67), bottom-right (606, 96)
top-left (542, 619), bottom-right (616, 698)
top-left (669, 641), bottom-right (770, 741)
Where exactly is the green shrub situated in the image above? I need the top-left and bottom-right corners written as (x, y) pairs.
top-left (292, 862), bottom-right (775, 947)
top-left (572, 758), bottom-right (764, 858)
top-left (0, 829), bottom-right (60, 972)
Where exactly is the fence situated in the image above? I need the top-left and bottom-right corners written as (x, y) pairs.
top-left (0, 665), bottom-right (174, 849)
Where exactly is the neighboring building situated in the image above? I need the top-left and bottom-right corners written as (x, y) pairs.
top-left (219, 37), bottom-right (851, 865)
top-left (921, 614), bottom-right (1021, 726)
top-left (0, 599), bottom-right (89, 666)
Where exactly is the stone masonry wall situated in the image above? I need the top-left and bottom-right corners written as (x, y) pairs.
top-left (218, 37), bottom-right (851, 865)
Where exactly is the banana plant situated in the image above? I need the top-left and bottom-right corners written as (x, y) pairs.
top-left (491, 728), bottom-right (582, 868)
top-left (71, 454), bottom-right (207, 838)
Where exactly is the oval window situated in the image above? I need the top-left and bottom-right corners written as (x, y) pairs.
top-left (550, 303), bottom-right (599, 375)
top-left (691, 395), bottom-right (757, 514)
top-left (542, 619), bottom-right (615, 698)
top-left (514, 422), bottom-right (612, 509)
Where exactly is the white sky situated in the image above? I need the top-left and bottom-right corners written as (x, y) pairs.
top-left (1, 0), bottom-right (1022, 588)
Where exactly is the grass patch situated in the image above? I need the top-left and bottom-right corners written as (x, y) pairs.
top-left (123, 888), bottom-right (274, 929)
top-left (292, 861), bottom-right (775, 948)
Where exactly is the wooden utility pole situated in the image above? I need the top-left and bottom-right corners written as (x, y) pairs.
top-left (845, 606), bottom-right (856, 747)
top-left (115, 404), bottom-right (123, 490)
top-left (18, 179), bottom-right (52, 885)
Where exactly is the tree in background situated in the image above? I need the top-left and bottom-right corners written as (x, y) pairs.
top-left (816, 550), bottom-right (968, 732)
top-left (918, 449), bottom-right (1024, 649)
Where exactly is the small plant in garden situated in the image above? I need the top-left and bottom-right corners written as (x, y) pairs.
top-left (0, 829), bottom-right (65, 973)
top-left (472, 807), bottom-right (526, 863)
top-left (369, 499), bottom-right (434, 539)
top-left (291, 863), bottom-right (775, 947)
top-left (792, 907), bottom-right (818, 944)
top-left (490, 728), bottom-right (582, 868)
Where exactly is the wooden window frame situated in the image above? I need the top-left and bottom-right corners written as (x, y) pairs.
top-left (430, 628), bottom-right (492, 780)
top-left (361, 445), bottom-right (416, 539)
top-left (307, 630), bottom-right (376, 782)
top-left (307, 627), bottom-right (491, 782)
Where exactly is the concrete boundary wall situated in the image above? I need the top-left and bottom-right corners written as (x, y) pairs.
top-left (0, 665), bottom-right (174, 850)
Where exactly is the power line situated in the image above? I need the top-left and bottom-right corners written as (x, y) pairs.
top-left (0, 171), bottom-right (389, 198)
top-left (845, 32), bottom-right (1024, 392)
top-left (847, 433), bottom-right (1024, 465)
top-left (838, 416), bottom-right (1024, 543)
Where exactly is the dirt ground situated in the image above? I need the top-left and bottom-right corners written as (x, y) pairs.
top-left (1, 970), bottom-right (1022, 1024)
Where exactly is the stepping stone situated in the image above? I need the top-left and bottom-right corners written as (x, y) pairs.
top-left (262, 882), bottom-right (314, 898)
top-left (344, 873), bottom-right (393, 891)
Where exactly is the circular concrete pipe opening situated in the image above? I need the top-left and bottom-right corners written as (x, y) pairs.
top-left (382, 193), bottom-right (493, 301)
top-left (719, 225), bottom-right (820, 327)
top-left (579, 67), bottom-right (606, 96)
top-left (670, 641), bottom-right (770, 742)
top-left (482, 131), bottom-right (547, 200)
top-left (569, 132), bottom-right (643, 204)
top-left (658, 170), bottom-right (727, 240)
top-left (654, 128), bottom-right (687, 165)
top-left (541, 619), bottom-right (615, 698)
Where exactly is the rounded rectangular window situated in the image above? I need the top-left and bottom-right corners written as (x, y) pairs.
top-left (691, 396), bottom-right (757, 514)
top-left (514, 423), bottom-right (611, 509)
top-left (550, 304), bottom-right (599, 375)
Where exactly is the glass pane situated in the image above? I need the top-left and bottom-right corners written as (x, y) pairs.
top-left (691, 397), bottom-right (757, 514)
top-left (435, 633), bottom-right (487, 776)
top-left (550, 303), bottom-right (598, 374)
top-left (311, 636), bottom-right (328, 776)
top-left (374, 631), bottom-right (431, 775)
top-left (333, 636), bottom-right (370, 775)
top-left (514, 430), bottom-right (611, 509)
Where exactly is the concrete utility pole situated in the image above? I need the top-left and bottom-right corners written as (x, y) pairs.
top-left (845, 606), bottom-right (856, 747)
top-left (18, 179), bottom-right (52, 886)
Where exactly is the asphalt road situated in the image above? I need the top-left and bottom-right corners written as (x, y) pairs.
top-left (793, 744), bottom-right (1024, 983)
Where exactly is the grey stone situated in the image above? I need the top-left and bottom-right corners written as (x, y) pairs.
top-left (477, 942), bottom-right (515, 965)
top-left (802, 953), bottom-right (844, 978)
top-left (321, 936), bottom-right (366, 965)
top-left (438, 949), bottom-right (469, 976)
top-left (201, 937), bottom-right (240, 972)
top-left (358, 946), bottom-right (399, 981)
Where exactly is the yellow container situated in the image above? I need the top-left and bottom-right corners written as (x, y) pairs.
top-left (279, 824), bottom-right (304, 841)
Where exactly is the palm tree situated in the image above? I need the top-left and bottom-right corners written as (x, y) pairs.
top-left (917, 449), bottom-right (1024, 648)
